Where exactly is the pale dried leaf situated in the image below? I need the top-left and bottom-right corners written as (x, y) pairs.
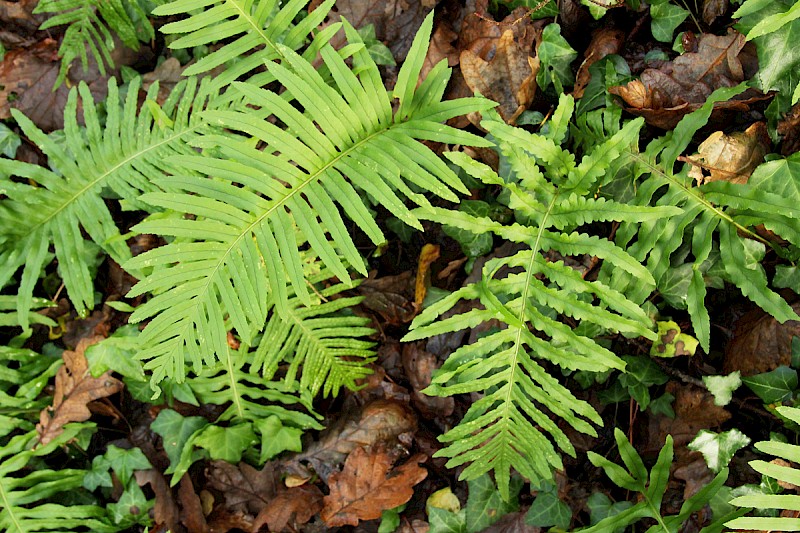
top-left (685, 122), bottom-right (770, 184)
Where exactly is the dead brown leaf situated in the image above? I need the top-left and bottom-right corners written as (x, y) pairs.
top-left (684, 122), bottom-right (770, 184)
top-left (321, 446), bottom-right (427, 527)
top-left (482, 512), bottom-right (542, 533)
top-left (0, 0), bottom-right (42, 32)
top-left (251, 485), bottom-right (323, 533)
top-left (778, 101), bottom-right (800, 156)
top-left (205, 461), bottom-right (278, 516)
top-left (402, 343), bottom-right (454, 418)
top-left (702, 0), bottom-right (729, 25)
top-left (421, 22), bottom-right (460, 80)
top-left (457, 0), bottom-right (537, 59)
top-left (609, 30), bottom-right (766, 129)
top-left (359, 271), bottom-right (417, 325)
top-left (723, 302), bottom-right (800, 375)
top-left (574, 28), bottom-right (625, 99)
top-left (460, 30), bottom-right (539, 124)
top-left (645, 383), bottom-right (731, 453)
top-left (135, 469), bottom-right (183, 533)
top-left (178, 475), bottom-right (210, 533)
top-left (36, 336), bottom-right (123, 446)
top-left (293, 399), bottom-right (417, 481)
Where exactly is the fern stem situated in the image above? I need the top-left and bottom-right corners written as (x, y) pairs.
top-left (629, 152), bottom-right (771, 248)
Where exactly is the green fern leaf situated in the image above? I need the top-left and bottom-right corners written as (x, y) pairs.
top-left (126, 12), bottom-right (494, 386)
top-left (403, 96), bottom-right (670, 499)
top-left (154, 0), bottom-right (339, 92)
top-left (609, 84), bottom-right (800, 352)
top-left (35, 0), bottom-right (156, 87)
top-left (0, 424), bottom-right (115, 533)
top-left (0, 77), bottom-right (216, 330)
top-left (727, 405), bottom-right (800, 531)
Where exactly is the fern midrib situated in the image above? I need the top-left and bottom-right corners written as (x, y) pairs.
top-left (500, 192), bottom-right (559, 441)
top-left (227, 0), bottom-right (283, 60)
top-left (629, 152), bottom-right (770, 247)
top-left (24, 123), bottom-right (203, 240)
top-left (0, 476), bottom-right (22, 532)
top-left (222, 348), bottom-right (244, 419)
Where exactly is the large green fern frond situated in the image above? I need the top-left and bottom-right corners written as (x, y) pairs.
top-left (125, 13), bottom-right (494, 386)
top-left (0, 424), bottom-right (114, 533)
top-left (154, 0), bottom-right (340, 92)
top-left (403, 96), bottom-right (677, 500)
top-left (609, 85), bottom-right (800, 351)
top-left (0, 77), bottom-right (217, 330)
top-left (35, 0), bottom-right (159, 87)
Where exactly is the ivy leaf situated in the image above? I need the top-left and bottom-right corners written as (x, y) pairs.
top-left (465, 474), bottom-right (520, 531)
top-left (703, 371), bottom-right (743, 406)
top-left (108, 482), bottom-right (153, 527)
top-left (586, 492), bottom-right (632, 532)
top-left (104, 445), bottom-right (152, 486)
top-left (85, 325), bottom-right (145, 380)
top-left (428, 507), bottom-right (467, 533)
top-left (650, 0), bottom-right (690, 42)
top-left (688, 429), bottom-right (751, 472)
top-left (0, 122), bottom-right (20, 158)
top-left (525, 481), bottom-right (571, 529)
top-left (537, 23), bottom-right (577, 93)
top-left (151, 409), bottom-right (209, 474)
top-left (255, 416), bottom-right (303, 463)
top-left (742, 366), bottom-right (798, 404)
top-left (193, 423), bottom-right (256, 463)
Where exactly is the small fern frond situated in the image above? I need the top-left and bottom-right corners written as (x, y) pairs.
top-left (727, 405), bottom-right (800, 531)
top-left (610, 84), bottom-right (800, 351)
top-left (154, 0), bottom-right (339, 92)
top-left (0, 77), bottom-right (216, 329)
top-left (251, 273), bottom-right (375, 398)
top-left (126, 12), bottom-right (494, 386)
top-left (35, 0), bottom-right (156, 87)
top-left (0, 424), bottom-right (114, 533)
top-left (403, 96), bottom-right (669, 499)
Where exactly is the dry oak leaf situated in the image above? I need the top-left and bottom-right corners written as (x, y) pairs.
top-left (36, 336), bottom-right (123, 445)
top-left (251, 485), bottom-right (323, 533)
top-left (684, 122), bottom-right (770, 185)
top-left (321, 446), bottom-right (427, 527)
top-left (206, 461), bottom-right (278, 516)
top-left (460, 29), bottom-right (539, 124)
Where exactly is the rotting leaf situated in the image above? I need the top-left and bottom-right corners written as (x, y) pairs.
top-left (723, 303), bottom-right (800, 376)
top-left (650, 320), bottom-right (699, 357)
top-left (36, 335), bottom-right (123, 446)
top-left (251, 485), bottom-right (323, 533)
top-left (293, 399), bottom-right (417, 481)
top-left (206, 461), bottom-right (278, 516)
top-left (421, 22), bottom-right (459, 80)
top-left (178, 475), bottom-right (209, 533)
top-left (135, 469), bottom-right (182, 533)
top-left (415, 244), bottom-right (441, 309)
top-left (461, 30), bottom-right (539, 124)
top-left (402, 343), bottom-right (455, 419)
top-left (359, 271), bottom-right (417, 325)
top-left (321, 445), bottom-right (427, 527)
top-left (684, 122), bottom-right (770, 185)
top-left (609, 29), bottom-right (766, 129)
top-left (574, 28), bottom-right (625, 99)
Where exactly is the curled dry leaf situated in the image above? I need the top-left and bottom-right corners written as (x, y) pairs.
top-left (460, 30), bottom-right (539, 123)
top-left (205, 461), bottom-right (278, 516)
top-left (684, 122), bottom-right (770, 185)
top-left (36, 336), bottom-right (123, 446)
top-left (415, 243), bottom-right (441, 309)
top-left (609, 30), bottom-right (765, 129)
top-left (321, 446), bottom-right (427, 527)
top-left (402, 343), bottom-right (454, 418)
top-left (178, 475), bottom-right (210, 533)
top-left (293, 399), bottom-right (417, 481)
top-left (702, 0), bottom-right (728, 25)
top-left (574, 28), bottom-right (625, 99)
top-left (251, 485), bottom-right (323, 533)
top-left (135, 469), bottom-right (183, 533)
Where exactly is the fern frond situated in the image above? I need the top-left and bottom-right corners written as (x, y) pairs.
top-left (403, 96), bottom-right (670, 499)
top-left (727, 405), bottom-right (800, 531)
top-left (0, 77), bottom-right (217, 329)
top-left (154, 0), bottom-right (339, 92)
top-left (126, 12), bottom-right (494, 386)
top-left (609, 84), bottom-right (800, 351)
top-left (35, 0), bottom-right (156, 87)
top-left (0, 424), bottom-right (115, 533)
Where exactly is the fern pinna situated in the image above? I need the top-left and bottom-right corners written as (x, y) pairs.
top-left (403, 96), bottom-right (679, 499)
top-left (608, 85), bottom-right (800, 352)
top-left (125, 13), bottom-right (494, 388)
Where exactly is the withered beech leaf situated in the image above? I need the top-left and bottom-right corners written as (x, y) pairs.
top-left (609, 30), bottom-right (766, 129)
top-left (321, 446), bottom-right (427, 527)
top-left (251, 485), bottom-right (323, 533)
top-left (684, 122), bottom-right (770, 185)
top-left (461, 30), bottom-right (539, 124)
top-left (36, 336), bottom-right (123, 445)
top-left (206, 461), bottom-right (279, 516)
